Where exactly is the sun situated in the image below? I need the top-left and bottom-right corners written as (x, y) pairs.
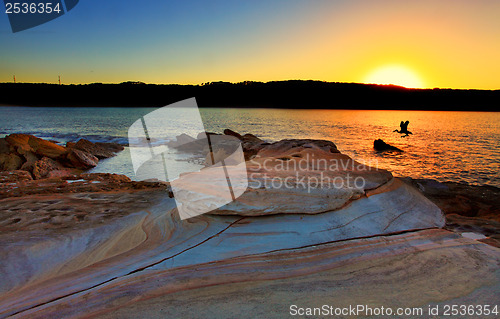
top-left (364, 65), bottom-right (425, 88)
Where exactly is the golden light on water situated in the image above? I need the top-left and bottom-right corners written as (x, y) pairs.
top-left (364, 65), bottom-right (425, 88)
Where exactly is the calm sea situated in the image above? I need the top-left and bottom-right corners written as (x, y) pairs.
top-left (0, 106), bottom-right (498, 187)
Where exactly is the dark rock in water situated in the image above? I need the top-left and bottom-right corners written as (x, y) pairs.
top-left (223, 129), bottom-right (243, 140)
top-left (72, 139), bottom-right (115, 159)
top-left (67, 149), bottom-right (99, 169)
top-left (374, 139), bottom-right (403, 152)
top-left (0, 153), bottom-right (23, 171)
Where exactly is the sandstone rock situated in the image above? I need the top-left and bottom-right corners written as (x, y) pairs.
top-left (19, 151), bottom-right (39, 172)
top-left (32, 157), bottom-right (65, 179)
top-left (0, 170), bottom-right (33, 183)
top-left (28, 136), bottom-right (67, 159)
top-left (167, 134), bottom-right (207, 153)
top-left (66, 141), bottom-right (76, 148)
top-left (0, 138), bottom-right (12, 154)
top-left (5, 133), bottom-right (32, 154)
top-left (196, 131), bottom-right (218, 140)
top-left (67, 149), bottom-right (99, 169)
top-left (167, 133), bottom-right (197, 148)
top-left (374, 139), bottom-right (403, 152)
top-left (409, 178), bottom-right (500, 247)
top-left (223, 128), bottom-right (243, 140)
top-left (3, 133), bottom-right (498, 319)
top-left (80, 173), bottom-right (132, 183)
top-left (5, 133), bottom-right (30, 147)
top-left (0, 153), bottom-right (23, 171)
top-left (205, 148), bottom-right (230, 166)
top-left (241, 133), bottom-right (262, 143)
top-left (95, 142), bottom-right (125, 153)
top-left (72, 139), bottom-right (115, 159)
top-left (257, 139), bottom-right (340, 157)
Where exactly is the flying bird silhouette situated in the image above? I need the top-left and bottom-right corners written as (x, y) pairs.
top-left (393, 120), bottom-right (412, 137)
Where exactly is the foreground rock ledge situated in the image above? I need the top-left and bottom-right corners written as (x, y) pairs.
top-left (0, 131), bottom-right (498, 318)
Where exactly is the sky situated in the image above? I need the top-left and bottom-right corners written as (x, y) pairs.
top-left (0, 0), bottom-right (499, 89)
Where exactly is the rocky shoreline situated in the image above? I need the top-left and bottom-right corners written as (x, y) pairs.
top-left (0, 133), bottom-right (125, 179)
top-left (0, 131), bottom-right (498, 318)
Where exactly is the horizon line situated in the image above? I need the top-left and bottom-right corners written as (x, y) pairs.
top-left (1, 80), bottom-right (499, 91)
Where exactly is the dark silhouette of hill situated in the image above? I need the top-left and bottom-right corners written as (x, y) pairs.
top-left (0, 80), bottom-right (498, 111)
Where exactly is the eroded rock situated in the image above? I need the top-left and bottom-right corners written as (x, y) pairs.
top-left (67, 149), bottom-right (99, 169)
top-left (0, 153), bottom-right (23, 171)
top-left (71, 139), bottom-right (115, 159)
top-left (32, 157), bottom-right (67, 179)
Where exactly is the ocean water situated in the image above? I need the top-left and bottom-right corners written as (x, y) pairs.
top-left (0, 106), bottom-right (498, 187)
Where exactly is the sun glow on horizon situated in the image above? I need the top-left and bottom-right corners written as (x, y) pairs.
top-left (364, 65), bottom-right (425, 89)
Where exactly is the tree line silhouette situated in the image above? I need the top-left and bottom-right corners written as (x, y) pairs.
top-left (0, 80), bottom-right (498, 111)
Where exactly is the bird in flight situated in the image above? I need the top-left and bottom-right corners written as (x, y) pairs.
top-left (393, 120), bottom-right (412, 137)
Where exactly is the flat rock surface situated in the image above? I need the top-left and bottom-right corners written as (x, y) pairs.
top-left (11, 229), bottom-right (500, 319)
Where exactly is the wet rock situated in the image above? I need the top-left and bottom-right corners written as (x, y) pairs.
top-left (67, 149), bottom-right (99, 169)
top-left (374, 139), bottom-right (403, 152)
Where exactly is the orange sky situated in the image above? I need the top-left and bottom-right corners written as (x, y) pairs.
top-left (1, 0), bottom-right (499, 89)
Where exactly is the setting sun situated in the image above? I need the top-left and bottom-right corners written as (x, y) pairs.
top-left (364, 65), bottom-right (425, 88)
